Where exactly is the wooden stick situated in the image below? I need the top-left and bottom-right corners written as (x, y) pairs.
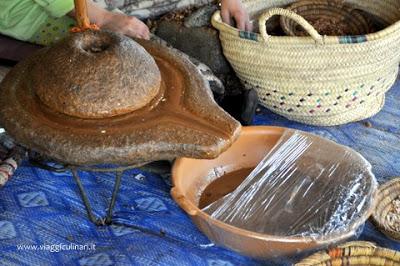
top-left (74, 0), bottom-right (90, 29)
top-left (71, 0), bottom-right (99, 32)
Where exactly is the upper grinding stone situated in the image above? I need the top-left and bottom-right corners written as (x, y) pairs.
top-left (31, 30), bottom-right (161, 119)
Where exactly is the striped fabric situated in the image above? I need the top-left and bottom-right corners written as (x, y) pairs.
top-left (339, 35), bottom-right (368, 44)
top-left (239, 31), bottom-right (258, 41)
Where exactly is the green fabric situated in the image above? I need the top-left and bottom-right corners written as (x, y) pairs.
top-left (34, 0), bottom-right (75, 17)
top-left (0, 0), bottom-right (74, 41)
top-left (28, 16), bottom-right (76, 46)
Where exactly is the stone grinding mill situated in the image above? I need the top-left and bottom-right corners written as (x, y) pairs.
top-left (0, 0), bottom-right (241, 225)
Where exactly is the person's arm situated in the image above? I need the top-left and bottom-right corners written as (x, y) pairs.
top-left (220, 0), bottom-right (252, 31)
top-left (33, 0), bottom-right (75, 18)
top-left (68, 0), bottom-right (150, 39)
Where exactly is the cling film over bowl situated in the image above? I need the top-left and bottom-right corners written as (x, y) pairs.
top-left (203, 130), bottom-right (378, 240)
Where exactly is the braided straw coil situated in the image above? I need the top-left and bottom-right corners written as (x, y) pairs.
top-left (211, 0), bottom-right (400, 126)
top-left (371, 178), bottom-right (400, 241)
top-left (281, 0), bottom-right (372, 37)
top-left (296, 241), bottom-right (400, 266)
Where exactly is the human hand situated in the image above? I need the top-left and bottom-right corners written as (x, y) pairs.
top-left (69, 1), bottom-right (150, 39)
top-left (220, 0), bottom-right (252, 31)
top-left (101, 12), bottom-right (150, 40)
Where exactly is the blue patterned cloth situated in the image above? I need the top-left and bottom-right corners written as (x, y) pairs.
top-left (1, 78), bottom-right (400, 265)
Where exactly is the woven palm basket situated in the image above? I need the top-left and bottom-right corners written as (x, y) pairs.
top-left (281, 0), bottom-right (371, 36)
top-left (211, 0), bottom-right (400, 126)
top-left (296, 241), bottom-right (400, 265)
top-left (371, 178), bottom-right (400, 241)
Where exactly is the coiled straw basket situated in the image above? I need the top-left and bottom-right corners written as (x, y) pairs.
top-left (280, 0), bottom-right (372, 37)
top-left (212, 0), bottom-right (400, 126)
top-left (371, 178), bottom-right (400, 241)
top-left (296, 241), bottom-right (400, 265)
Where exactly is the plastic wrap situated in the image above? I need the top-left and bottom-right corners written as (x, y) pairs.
top-left (203, 130), bottom-right (377, 239)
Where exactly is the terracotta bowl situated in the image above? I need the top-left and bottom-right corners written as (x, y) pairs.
top-left (171, 126), bottom-right (377, 259)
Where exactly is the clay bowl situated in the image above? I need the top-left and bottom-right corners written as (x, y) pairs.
top-left (171, 126), bottom-right (377, 259)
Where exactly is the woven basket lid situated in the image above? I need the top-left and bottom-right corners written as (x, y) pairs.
top-left (0, 30), bottom-right (240, 166)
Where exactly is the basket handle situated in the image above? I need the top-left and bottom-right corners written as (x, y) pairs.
top-left (258, 8), bottom-right (324, 44)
